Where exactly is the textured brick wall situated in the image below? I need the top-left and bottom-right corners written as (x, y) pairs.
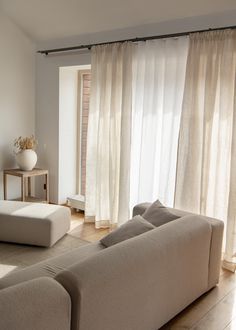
top-left (80, 73), bottom-right (91, 196)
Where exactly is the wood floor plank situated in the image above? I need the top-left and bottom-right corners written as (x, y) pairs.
top-left (223, 315), bottom-right (236, 329)
top-left (161, 271), bottom-right (236, 329)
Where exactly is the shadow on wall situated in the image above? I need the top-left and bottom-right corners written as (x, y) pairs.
top-left (0, 143), bottom-right (19, 200)
top-left (0, 143), bottom-right (16, 170)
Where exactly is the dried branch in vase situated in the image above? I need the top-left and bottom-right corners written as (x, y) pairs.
top-left (14, 135), bottom-right (38, 151)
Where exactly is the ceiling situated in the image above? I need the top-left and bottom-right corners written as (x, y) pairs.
top-left (0, 0), bottom-right (236, 42)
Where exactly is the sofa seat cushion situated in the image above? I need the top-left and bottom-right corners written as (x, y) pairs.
top-left (142, 199), bottom-right (180, 227)
top-left (100, 215), bottom-right (155, 247)
top-left (0, 241), bottom-right (104, 290)
top-left (0, 201), bottom-right (70, 247)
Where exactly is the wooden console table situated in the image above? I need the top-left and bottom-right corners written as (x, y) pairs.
top-left (3, 168), bottom-right (49, 203)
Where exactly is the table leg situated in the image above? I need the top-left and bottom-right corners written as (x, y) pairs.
top-left (21, 177), bottom-right (25, 202)
top-left (45, 173), bottom-right (49, 203)
top-left (28, 177), bottom-right (31, 197)
top-left (3, 173), bottom-right (7, 200)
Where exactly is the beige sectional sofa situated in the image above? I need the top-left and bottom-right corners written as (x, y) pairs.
top-left (0, 204), bottom-right (224, 330)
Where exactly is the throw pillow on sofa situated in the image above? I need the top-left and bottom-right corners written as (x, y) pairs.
top-left (142, 199), bottom-right (180, 227)
top-left (100, 215), bottom-right (155, 247)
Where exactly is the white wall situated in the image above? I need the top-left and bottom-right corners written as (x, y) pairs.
top-left (58, 65), bottom-right (91, 204)
top-left (0, 12), bottom-right (35, 200)
top-left (58, 67), bottom-right (78, 204)
top-left (36, 52), bottom-right (90, 203)
top-left (37, 10), bottom-right (236, 51)
top-left (36, 10), bottom-right (236, 203)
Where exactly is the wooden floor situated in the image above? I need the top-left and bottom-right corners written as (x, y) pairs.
top-left (72, 211), bottom-right (236, 330)
top-left (71, 210), bottom-right (110, 242)
top-left (161, 268), bottom-right (236, 330)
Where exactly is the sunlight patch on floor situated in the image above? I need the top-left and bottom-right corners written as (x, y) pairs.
top-left (69, 218), bottom-right (83, 231)
top-left (0, 264), bottom-right (18, 278)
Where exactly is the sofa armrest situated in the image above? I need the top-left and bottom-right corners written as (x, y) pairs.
top-left (0, 277), bottom-right (71, 330)
top-left (56, 216), bottom-right (212, 330)
top-left (198, 215), bottom-right (224, 289)
top-left (133, 202), bottom-right (224, 289)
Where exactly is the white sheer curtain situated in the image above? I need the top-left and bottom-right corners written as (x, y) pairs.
top-left (85, 42), bottom-right (133, 228)
top-left (130, 38), bottom-right (189, 210)
top-left (174, 30), bottom-right (236, 271)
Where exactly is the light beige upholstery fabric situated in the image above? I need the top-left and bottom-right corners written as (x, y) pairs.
top-left (56, 216), bottom-right (212, 330)
top-left (0, 277), bottom-right (71, 330)
top-left (134, 202), bottom-right (224, 289)
top-left (0, 242), bottom-right (104, 289)
top-left (100, 215), bottom-right (155, 247)
top-left (0, 201), bottom-right (70, 247)
top-left (132, 202), bottom-right (152, 216)
top-left (142, 200), bottom-right (180, 227)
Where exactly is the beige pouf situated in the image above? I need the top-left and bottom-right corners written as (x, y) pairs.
top-left (0, 201), bottom-right (71, 247)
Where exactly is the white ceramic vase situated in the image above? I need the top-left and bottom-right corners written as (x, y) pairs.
top-left (16, 149), bottom-right (37, 171)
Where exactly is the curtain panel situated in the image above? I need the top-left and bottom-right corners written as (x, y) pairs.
top-left (85, 42), bottom-right (133, 228)
top-left (130, 38), bottom-right (189, 209)
top-left (174, 30), bottom-right (236, 271)
top-left (85, 38), bottom-right (189, 227)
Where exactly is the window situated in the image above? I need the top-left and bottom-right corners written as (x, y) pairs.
top-left (77, 70), bottom-right (91, 196)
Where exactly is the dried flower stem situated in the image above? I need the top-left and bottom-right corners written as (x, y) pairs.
top-left (14, 135), bottom-right (37, 151)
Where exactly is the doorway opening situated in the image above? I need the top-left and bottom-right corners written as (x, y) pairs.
top-left (59, 64), bottom-right (91, 207)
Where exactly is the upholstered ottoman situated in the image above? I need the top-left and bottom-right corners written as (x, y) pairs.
top-left (0, 201), bottom-right (71, 247)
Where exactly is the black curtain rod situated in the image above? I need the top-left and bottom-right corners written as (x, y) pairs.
top-left (37, 24), bottom-right (236, 55)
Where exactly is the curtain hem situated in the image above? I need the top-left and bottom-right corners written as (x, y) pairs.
top-left (222, 259), bottom-right (236, 273)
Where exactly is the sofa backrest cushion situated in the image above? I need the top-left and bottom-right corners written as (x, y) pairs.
top-left (142, 199), bottom-right (180, 226)
top-left (100, 215), bottom-right (155, 247)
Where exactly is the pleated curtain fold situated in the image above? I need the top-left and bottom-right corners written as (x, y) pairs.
top-left (85, 42), bottom-right (133, 228)
top-left (130, 38), bottom-right (189, 209)
top-left (174, 30), bottom-right (236, 271)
